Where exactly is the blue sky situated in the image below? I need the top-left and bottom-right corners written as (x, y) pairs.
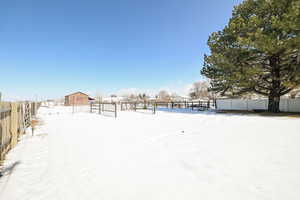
top-left (0, 0), bottom-right (242, 100)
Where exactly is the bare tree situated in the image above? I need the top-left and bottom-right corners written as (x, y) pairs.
top-left (137, 93), bottom-right (149, 101)
top-left (158, 90), bottom-right (171, 101)
top-left (189, 81), bottom-right (210, 100)
top-left (95, 91), bottom-right (104, 102)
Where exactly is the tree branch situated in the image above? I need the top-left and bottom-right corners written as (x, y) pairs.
top-left (280, 86), bottom-right (298, 96)
top-left (253, 87), bottom-right (269, 96)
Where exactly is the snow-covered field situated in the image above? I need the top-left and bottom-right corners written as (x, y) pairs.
top-left (1, 106), bottom-right (300, 200)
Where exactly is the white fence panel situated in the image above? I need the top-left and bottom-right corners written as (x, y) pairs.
top-left (231, 99), bottom-right (248, 110)
top-left (279, 99), bottom-right (288, 112)
top-left (286, 99), bottom-right (300, 112)
top-left (248, 99), bottom-right (268, 110)
top-left (217, 98), bottom-right (300, 112)
top-left (216, 100), bottom-right (232, 110)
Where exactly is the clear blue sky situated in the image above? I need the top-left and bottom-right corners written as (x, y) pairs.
top-left (0, 0), bottom-right (242, 100)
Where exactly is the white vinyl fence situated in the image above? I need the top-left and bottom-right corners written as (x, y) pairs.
top-left (216, 99), bottom-right (300, 113)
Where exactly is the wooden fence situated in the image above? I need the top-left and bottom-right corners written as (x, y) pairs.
top-left (0, 102), bottom-right (40, 162)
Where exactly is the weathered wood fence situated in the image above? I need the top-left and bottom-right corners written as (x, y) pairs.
top-left (0, 102), bottom-right (40, 162)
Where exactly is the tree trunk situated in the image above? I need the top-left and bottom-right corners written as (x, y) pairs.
top-left (268, 55), bottom-right (281, 113)
top-left (268, 94), bottom-right (280, 113)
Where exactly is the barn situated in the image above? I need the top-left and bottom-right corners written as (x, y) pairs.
top-left (64, 92), bottom-right (94, 106)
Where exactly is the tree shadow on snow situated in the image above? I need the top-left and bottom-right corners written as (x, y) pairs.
top-left (101, 112), bottom-right (117, 118)
top-left (157, 108), bottom-right (216, 115)
top-left (135, 109), bottom-right (156, 115)
top-left (156, 108), bottom-right (299, 118)
top-left (0, 161), bottom-right (21, 179)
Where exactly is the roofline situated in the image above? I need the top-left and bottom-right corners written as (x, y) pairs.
top-left (65, 92), bottom-right (90, 97)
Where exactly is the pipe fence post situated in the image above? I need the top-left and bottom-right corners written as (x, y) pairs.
top-left (115, 103), bottom-right (117, 118)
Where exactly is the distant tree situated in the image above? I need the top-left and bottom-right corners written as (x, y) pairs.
top-left (170, 93), bottom-right (179, 101)
top-left (189, 81), bottom-right (210, 100)
top-left (201, 0), bottom-right (300, 112)
top-left (55, 97), bottom-right (65, 106)
top-left (119, 91), bottom-right (137, 101)
top-left (128, 94), bottom-right (136, 100)
top-left (158, 90), bottom-right (171, 101)
top-left (95, 91), bottom-right (103, 102)
top-left (137, 93), bottom-right (148, 101)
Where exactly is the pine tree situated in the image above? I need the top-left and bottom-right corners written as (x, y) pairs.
top-left (201, 0), bottom-right (300, 112)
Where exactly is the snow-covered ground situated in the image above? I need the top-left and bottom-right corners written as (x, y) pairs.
top-left (1, 106), bottom-right (300, 200)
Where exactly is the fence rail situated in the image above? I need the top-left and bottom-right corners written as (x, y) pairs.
top-left (120, 100), bottom-right (215, 112)
top-left (121, 101), bottom-right (157, 114)
top-left (90, 102), bottom-right (117, 118)
top-left (0, 102), bottom-right (40, 162)
top-left (90, 100), bottom-right (215, 117)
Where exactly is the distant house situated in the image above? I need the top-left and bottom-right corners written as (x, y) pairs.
top-left (64, 92), bottom-right (94, 106)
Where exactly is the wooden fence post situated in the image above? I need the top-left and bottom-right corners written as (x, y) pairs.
top-left (10, 103), bottom-right (19, 148)
top-left (0, 104), bottom-right (12, 161)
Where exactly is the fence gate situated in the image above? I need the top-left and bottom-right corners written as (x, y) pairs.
top-left (90, 102), bottom-right (117, 118)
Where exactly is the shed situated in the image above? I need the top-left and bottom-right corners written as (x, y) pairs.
top-left (64, 92), bottom-right (94, 106)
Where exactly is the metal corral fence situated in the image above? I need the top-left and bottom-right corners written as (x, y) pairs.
top-left (121, 101), bottom-right (157, 114)
top-left (216, 98), bottom-right (300, 113)
top-left (151, 100), bottom-right (214, 110)
top-left (90, 102), bottom-right (118, 118)
top-left (0, 102), bottom-right (40, 161)
top-left (90, 100), bottom-right (215, 118)
top-left (121, 100), bottom-right (215, 112)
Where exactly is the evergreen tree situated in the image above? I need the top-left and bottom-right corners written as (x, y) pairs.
top-left (201, 0), bottom-right (300, 112)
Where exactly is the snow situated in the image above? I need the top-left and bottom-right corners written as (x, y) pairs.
top-left (1, 106), bottom-right (300, 200)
